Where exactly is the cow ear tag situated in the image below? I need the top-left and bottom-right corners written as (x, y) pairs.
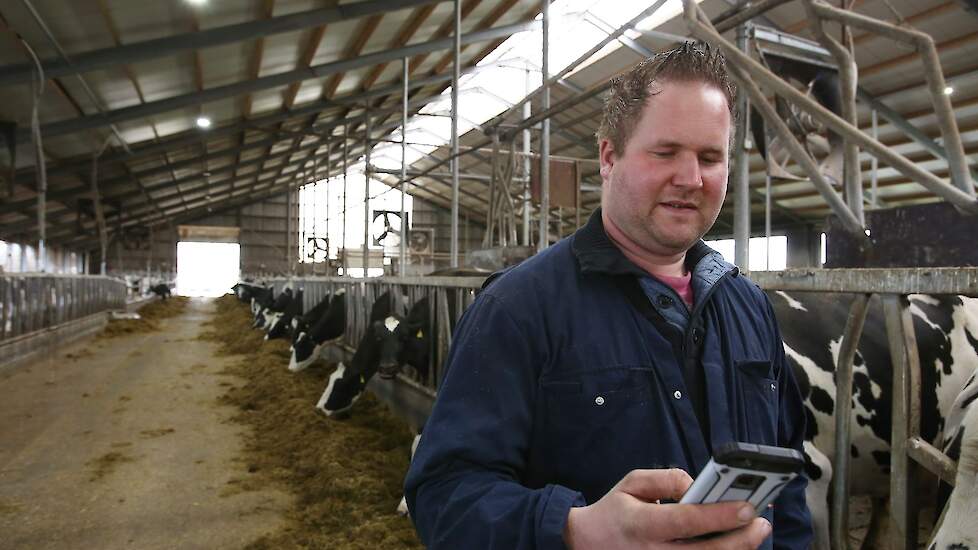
top-left (416, 329), bottom-right (423, 339)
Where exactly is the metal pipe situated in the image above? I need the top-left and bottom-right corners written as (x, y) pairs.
top-left (324, 138), bottom-right (331, 274)
top-left (363, 111), bottom-right (372, 277)
top-left (808, 0), bottom-right (975, 200)
top-left (802, 0), bottom-right (863, 226)
top-left (401, 56), bottom-right (409, 276)
top-left (733, 23), bottom-right (751, 271)
top-left (486, 1), bottom-right (669, 136)
top-left (90, 137), bottom-right (113, 275)
top-left (19, 20), bottom-right (540, 143)
top-left (831, 292), bottom-right (871, 550)
top-left (20, 37), bottom-right (47, 273)
top-left (342, 124), bottom-right (348, 275)
top-left (871, 109), bottom-right (879, 207)
top-left (682, 1), bottom-right (977, 217)
top-left (538, 0), bottom-right (550, 253)
top-left (450, 0), bottom-right (461, 268)
top-left (765, 132), bottom-right (772, 271)
top-left (713, 0), bottom-right (793, 33)
top-left (20, 0), bottom-right (132, 155)
top-left (523, 66), bottom-right (532, 247)
top-left (0, 0), bottom-right (445, 87)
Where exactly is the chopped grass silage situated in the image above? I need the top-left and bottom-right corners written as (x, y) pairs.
top-left (201, 295), bottom-right (423, 550)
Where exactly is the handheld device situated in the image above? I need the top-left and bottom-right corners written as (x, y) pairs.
top-left (679, 442), bottom-right (805, 513)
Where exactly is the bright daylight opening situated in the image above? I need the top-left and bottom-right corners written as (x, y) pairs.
top-left (176, 241), bottom-right (240, 297)
top-left (706, 236), bottom-right (788, 271)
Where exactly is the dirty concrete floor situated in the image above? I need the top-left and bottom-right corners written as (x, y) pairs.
top-left (0, 298), bottom-right (289, 550)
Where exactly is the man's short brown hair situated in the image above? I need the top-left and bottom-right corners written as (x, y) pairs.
top-left (596, 41), bottom-right (737, 156)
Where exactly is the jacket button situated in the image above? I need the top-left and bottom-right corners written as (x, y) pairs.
top-left (594, 396), bottom-right (605, 406)
top-left (673, 390), bottom-right (682, 400)
top-left (656, 295), bottom-right (673, 308)
top-left (770, 383), bottom-right (777, 391)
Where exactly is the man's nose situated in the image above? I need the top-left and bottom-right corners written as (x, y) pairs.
top-left (672, 152), bottom-right (703, 189)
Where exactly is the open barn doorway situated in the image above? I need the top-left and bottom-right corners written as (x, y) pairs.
top-left (176, 242), bottom-right (240, 297)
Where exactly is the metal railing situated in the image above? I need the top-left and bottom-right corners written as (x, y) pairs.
top-left (271, 267), bottom-right (978, 550)
top-left (0, 273), bottom-right (126, 342)
top-left (752, 267), bottom-right (978, 550)
top-left (270, 275), bottom-right (483, 394)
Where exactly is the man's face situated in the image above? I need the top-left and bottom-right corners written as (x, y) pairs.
top-left (599, 80), bottom-right (730, 256)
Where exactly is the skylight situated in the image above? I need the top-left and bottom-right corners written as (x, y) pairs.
top-left (299, 0), bottom-right (701, 263)
top-left (370, 0), bottom-right (700, 170)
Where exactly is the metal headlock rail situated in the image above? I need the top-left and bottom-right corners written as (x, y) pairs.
top-left (0, 274), bottom-right (126, 343)
top-left (272, 267), bottom-right (978, 549)
top-left (677, 0), bottom-right (978, 548)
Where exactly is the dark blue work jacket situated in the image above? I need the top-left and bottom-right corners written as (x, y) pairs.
top-left (405, 210), bottom-right (812, 550)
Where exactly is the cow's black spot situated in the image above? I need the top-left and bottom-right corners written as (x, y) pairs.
top-left (948, 544), bottom-right (970, 550)
top-left (853, 369), bottom-right (891, 444)
top-left (912, 295), bottom-right (959, 332)
top-left (773, 292), bottom-right (846, 376)
top-left (851, 445), bottom-right (859, 458)
top-left (810, 386), bottom-right (834, 415)
top-left (963, 390), bottom-right (978, 411)
top-left (804, 458), bottom-right (822, 481)
top-left (871, 450), bottom-right (890, 469)
top-left (938, 428), bottom-right (964, 517)
top-left (805, 406), bottom-right (819, 441)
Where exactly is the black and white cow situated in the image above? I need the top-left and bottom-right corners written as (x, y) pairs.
top-left (288, 289), bottom-right (347, 372)
top-left (929, 373), bottom-right (978, 550)
top-left (266, 288), bottom-right (303, 341)
top-left (254, 286), bottom-right (292, 330)
top-left (771, 292), bottom-right (978, 550)
top-left (290, 292), bottom-right (333, 337)
top-left (249, 286), bottom-right (274, 319)
top-left (315, 294), bottom-right (429, 417)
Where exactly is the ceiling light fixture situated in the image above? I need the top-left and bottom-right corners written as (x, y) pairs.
top-left (196, 116), bottom-right (211, 129)
top-left (944, 86), bottom-right (954, 95)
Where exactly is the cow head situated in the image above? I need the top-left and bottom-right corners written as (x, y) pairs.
top-left (287, 291), bottom-right (346, 372)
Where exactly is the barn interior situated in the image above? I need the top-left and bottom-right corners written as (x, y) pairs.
top-left (1, 1), bottom-right (977, 549)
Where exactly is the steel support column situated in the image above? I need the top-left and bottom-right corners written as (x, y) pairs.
top-left (401, 56), bottom-right (409, 275)
top-left (363, 111), bottom-right (372, 276)
top-left (450, 0), bottom-right (461, 268)
top-left (538, 0), bottom-right (550, 253)
top-left (342, 124), bottom-right (349, 275)
top-left (733, 23), bottom-right (751, 270)
top-left (522, 66), bottom-right (532, 247)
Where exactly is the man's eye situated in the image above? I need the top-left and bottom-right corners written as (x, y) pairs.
top-left (700, 157), bottom-right (721, 165)
top-left (652, 151), bottom-right (674, 158)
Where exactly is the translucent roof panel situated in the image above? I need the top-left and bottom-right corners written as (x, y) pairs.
top-left (370, 0), bottom-right (703, 171)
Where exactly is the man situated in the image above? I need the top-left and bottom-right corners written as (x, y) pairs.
top-left (405, 42), bottom-right (812, 550)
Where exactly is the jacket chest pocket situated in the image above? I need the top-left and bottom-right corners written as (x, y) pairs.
top-left (735, 360), bottom-right (779, 445)
top-left (540, 368), bottom-right (655, 460)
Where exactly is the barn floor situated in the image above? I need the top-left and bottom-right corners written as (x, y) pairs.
top-left (0, 298), bottom-right (290, 550)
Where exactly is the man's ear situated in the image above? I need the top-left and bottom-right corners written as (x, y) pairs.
top-left (598, 138), bottom-right (615, 182)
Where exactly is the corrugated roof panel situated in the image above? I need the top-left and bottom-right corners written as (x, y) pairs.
top-left (100, 0), bottom-right (187, 45)
top-left (130, 55), bottom-right (198, 103)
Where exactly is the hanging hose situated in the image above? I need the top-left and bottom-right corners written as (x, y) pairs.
top-left (21, 37), bottom-right (47, 273)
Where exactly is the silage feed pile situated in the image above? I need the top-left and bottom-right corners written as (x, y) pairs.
top-left (201, 294), bottom-right (423, 550)
top-left (99, 296), bottom-right (190, 338)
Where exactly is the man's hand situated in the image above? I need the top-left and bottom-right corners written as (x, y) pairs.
top-left (563, 469), bottom-right (771, 549)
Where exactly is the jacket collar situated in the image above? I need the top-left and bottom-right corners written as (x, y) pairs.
top-left (572, 208), bottom-right (737, 283)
